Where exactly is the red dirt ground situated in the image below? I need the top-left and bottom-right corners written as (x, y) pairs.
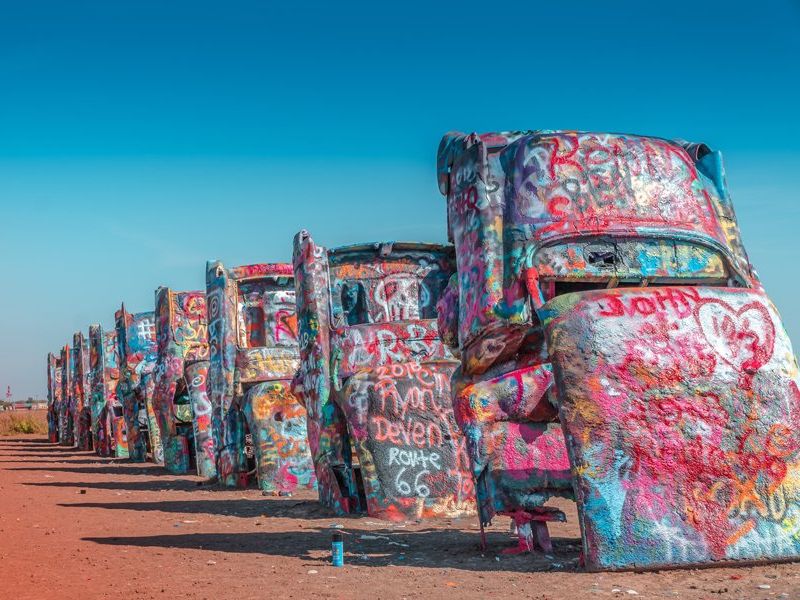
top-left (1, 434), bottom-right (799, 599)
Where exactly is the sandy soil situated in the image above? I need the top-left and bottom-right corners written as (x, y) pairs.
top-left (1, 435), bottom-right (799, 599)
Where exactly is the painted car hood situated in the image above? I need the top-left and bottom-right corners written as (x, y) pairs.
top-left (543, 285), bottom-right (800, 570)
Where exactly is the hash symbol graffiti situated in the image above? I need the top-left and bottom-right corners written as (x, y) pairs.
top-left (137, 319), bottom-right (156, 340)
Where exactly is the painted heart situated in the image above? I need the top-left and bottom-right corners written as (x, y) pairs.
top-left (694, 298), bottom-right (775, 374)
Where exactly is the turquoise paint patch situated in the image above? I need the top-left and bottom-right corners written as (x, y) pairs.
top-left (637, 249), bottom-right (663, 276)
top-left (687, 255), bottom-right (707, 272)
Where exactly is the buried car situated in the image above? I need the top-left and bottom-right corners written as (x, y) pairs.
top-left (89, 325), bottom-right (126, 458)
top-left (72, 331), bottom-right (93, 451)
top-left (46, 353), bottom-right (61, 443)
top-left (292, 232), bottom-right (475, 520)
top-left (58, 344), bottom-right (74, 446)
top-left (152, 287), bottom-right (216, 477)
top-left (206, 261), bottom-right (315, 494)
top-left (115, 305), bottom-right (163, 464)
top-left (436, 130), bottom-right (800, 570)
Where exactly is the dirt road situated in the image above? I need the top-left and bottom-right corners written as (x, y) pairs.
top-left (0, 435), bottom-right (798, 599)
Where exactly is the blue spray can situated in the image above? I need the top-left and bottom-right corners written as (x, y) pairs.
top-left (331, 532), bottom-right (344, 567)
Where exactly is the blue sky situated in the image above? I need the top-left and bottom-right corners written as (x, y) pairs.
top-left (1, 0), bottom-right (798, 398)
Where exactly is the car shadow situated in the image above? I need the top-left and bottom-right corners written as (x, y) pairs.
top-left (60, 497), bottom-right (332, 520)
top-left (24, 479), bottom-right (206, 492)
top-left (82, 527), bottom-right (582, 573)
top-left (0, 457), bottom-right (130, 465)
top-left (8, 465), bottom-right (169, 476)
top-left (0, 445), bottom-right (93, 454)
top-left (0, 452), bottom-right (92, 459)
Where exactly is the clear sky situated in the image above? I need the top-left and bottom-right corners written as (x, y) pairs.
top-left (1, 0), bottom-right (798, 398)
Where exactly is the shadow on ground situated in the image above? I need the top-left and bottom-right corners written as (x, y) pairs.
top-left (82, 527), bottom-right (582, 573)
top-left (4, 436), bottom-right (584, 574)
top-left (0, 441), bottom-right (78, 448)
top-left (8, 466), bottom-right (170, 476)
top-left (0, 458), bottom-right (131, 465)
top-left (0, 449), bottom-right (96, 458)
top-left (25, 479), bottom-right (207, 492)
top-left (61, 498), bottom-right (336, 520)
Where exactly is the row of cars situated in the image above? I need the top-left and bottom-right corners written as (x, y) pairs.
top-left (46, 131), bottom-right (800, 571)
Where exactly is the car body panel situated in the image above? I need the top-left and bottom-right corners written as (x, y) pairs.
top-left (437, 131), bottom-right (751, 371)
top-left (72, 332), bottom-right (94, 451)
top-left (437, 130), bottom-right (795, 566)
top-left (293, 232), bottom-right (475, 520)
top-left (88, 325), bottom-right (122, 457)
top-left (153, 287), bottom-right (216, 477)
top-left (46, 353), bottom-right (60, 443)
top-left (452, 363), bottom-right (572, 523)
top-left (206, 261), bottom-right (315, 493)
top-left (58, 345), bottom-right (74, 446)
top-left (115, 306), bottom-right (162, 463)
top-left (543, 286), bottom-right (800, 570)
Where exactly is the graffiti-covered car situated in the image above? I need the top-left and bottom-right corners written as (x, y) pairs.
top-left (115, 305), bottom-right (163, 464)
top-left (89, 325), bottom-right (124, 457)
top-left (436, 130), bottom-right (800, 570)
top-left (46, 353), bottom-right (61, 443)
top-left (58, 344), bottom-right (74, 446)
top-left (153, 287), bottom-right (216, 477)
top-left (72, 332), bottom-right (93, 451)
top-left (206, 262), bottom-right (315, 494)
top-left (293, 232), bottom-right (475, 520)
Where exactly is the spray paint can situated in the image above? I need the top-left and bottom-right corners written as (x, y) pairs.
top-left (331, 532), bottom-right (344, 567)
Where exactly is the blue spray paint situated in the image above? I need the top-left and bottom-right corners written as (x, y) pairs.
top-left (331, 532), bottom-right (344, 567)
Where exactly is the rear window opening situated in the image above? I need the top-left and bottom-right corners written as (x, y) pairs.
top-left (552, 281), bottom-right (609, 296)
top-left (586, 250), bottom-right (619, 267)
top-left (243, 306), bottom-right (267, 348)
top-left (336, 272), bottom-right (450, 326)
top-left (236, 277), bottom-right (296, 349)
top-left (172, 383), bottom-right (194, 424)
top-left (341, 282), bottom-right (370, 325)
top-left (548, 278), bottom-right (731, 300)
top-left (173, 381), bottom-right (188, 404)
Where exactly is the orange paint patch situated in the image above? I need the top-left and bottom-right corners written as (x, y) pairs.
top-left (726, 519), bottom-right (755, 546)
